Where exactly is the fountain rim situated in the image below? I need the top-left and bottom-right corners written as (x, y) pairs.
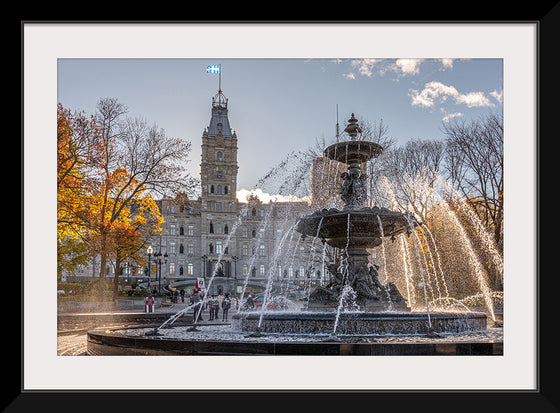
top-left (323, 140), bottom-right (384, 164)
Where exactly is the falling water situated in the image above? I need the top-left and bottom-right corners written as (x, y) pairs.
top-left (439, 201), bottom-right (497, 322)
top-left (304, 216), bottom-right (324, 309)
top-left (331, 213), bottom-right (352, 336)
top-left (399, 234), bottom-right (416, 309)
top-left (237, 207), bottom-right (274, 311)
top-left (376, 215), bottom-right (388, 283)
top-left (405, 216), bottom-right (433, 329)
top-left (257, 225), bottom-right (296, 329)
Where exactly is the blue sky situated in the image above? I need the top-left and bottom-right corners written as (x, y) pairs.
top-left (57, 58), bottom-right (503, 192)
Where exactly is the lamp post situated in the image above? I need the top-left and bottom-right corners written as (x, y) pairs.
top-left (201, 255), bottom-right (208, 281)
top-left (154, 251), bottom-right (168, 295)
top-left (146, 245), bottom-right (153, 294)
top-left (232, 256), bottom-right (239, 280)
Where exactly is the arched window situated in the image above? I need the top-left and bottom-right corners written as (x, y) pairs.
top-left (210, 185), bottom-right (215, 193)
top-left (179, 266), bottom-right (184, 275)
top-left (209, 222), bottom-right (214, 233)
top-left (224, 224), bottom-right (229, 234)
top-left (179, 226), bottom-right (184, 235)
top-left (217, 151), bottom-right (223, 161)
top-left (251, 230), bottom-right (256, 238)
top-left (224, 186), bottom-right (228, 194)
top-left (179, 244), bottom-right (184, 254)
top-left (209, 243), bottom-right (214, 253)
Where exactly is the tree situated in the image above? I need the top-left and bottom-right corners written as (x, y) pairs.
top-left (57, 98), bottom-right (199, 299)
top-left (442, 112), bottom-right (503, 249)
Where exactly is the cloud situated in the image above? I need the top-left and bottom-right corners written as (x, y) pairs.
top-left (490, 89), bottom-right (503, 103)
top-left (342, 72), bottom-right (356, 80)
top-left (442, 112), bottom-right (463, 122)
top-left (394, 59), bottom-right (424, 75)
top-left (410, 81), bottom-right (495, 109)
top-left (237, 188), bottom-right (310, 204)
top-left (349, 59), bottom-right (382, 77)
top-left (439, 59), bottom-right (454, 69)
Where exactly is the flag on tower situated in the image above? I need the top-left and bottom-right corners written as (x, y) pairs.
top-left (206, 64), bottom-right (220, 74)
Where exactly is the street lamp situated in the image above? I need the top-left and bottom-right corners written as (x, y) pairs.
top-left (232, 256), bottom-right (239, 280)
top-left (146, 245), bottom-right (153, 294)
top-left (201, 255), bottom-right (208, 281)
top-left (154, 251), bottom-right (168, 295)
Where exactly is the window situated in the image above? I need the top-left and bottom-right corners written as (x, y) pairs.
top-left (242, 265), bottom-right (248, 276)
top-left (187, 225), bottom-right (194, 236)
top-left (187, 243), bottom-right (194, 255)
top-left (260, 209), bottom-right (265, 217)
top-left (187, 263), bottom-right (193, 275)
top-left (179, 266), bottom-right (184, 275)
top-left (216, 202), bottom-right (222, 212)
top-left (179, 244), bottom-right (184, 254)
top-left (289, 267), bottom-right (293, 278)
top-left (251, 230), bottom-right (256, 238)
top-left (179, 226), bottom-right (184, 235)
top-left (224, 224), bottom-right (229, 234)
top-left (170, 224), bottom-right (176, 235)
top-left (216, 241), bottom-right (223, 254)
top-left (224, 186), bottom-right (228, 194)
top-left (260, 265), bottom-right (265, 276)
top-left (259, 244), bottom-right (265, 255)
top-left (252, 208), bottom-right (256, 216)
top-left (169, 242), bottom-right (176, 254)
top-left (169, 263), bottom-right (175, 275)
top-left (217, 151), bottom-right (223, 161)
top-left (242, 209), bottom-right (248, 216)
top-left (300, 266), bottom-right (305, 278)
top-left (242, 227), bottom-right (248, 237)
top-left (210, 185), bottom-right (215, 193)
top-left (242, 244), bottom-right (248, 256)
top-left (216, 223), bottom-right (222, 234)
top-left (217, 185), bottom-right (222, 194)
top-left (209, 222), bottom-right (214, 233)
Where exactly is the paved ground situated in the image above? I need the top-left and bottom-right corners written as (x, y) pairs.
top-left (57, 304), bottom-right (228, 356)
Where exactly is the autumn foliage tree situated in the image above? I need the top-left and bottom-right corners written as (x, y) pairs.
top-left (57, 98), bottom-right (198, 299)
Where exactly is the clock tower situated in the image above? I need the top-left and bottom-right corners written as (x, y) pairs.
top-left (200, 88), bottom-right (239, 212)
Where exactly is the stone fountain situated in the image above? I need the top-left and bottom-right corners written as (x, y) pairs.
top-left (230, 114), bottom-right (486, 337)
top-left (296, 113), bottom-right (414, 312)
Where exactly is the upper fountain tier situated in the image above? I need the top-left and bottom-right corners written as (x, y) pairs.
top-left (323, 113), bottom-right (383, 166)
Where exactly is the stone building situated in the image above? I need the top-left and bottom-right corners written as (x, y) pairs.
top-left (136, 88), bottom-right (321, 296)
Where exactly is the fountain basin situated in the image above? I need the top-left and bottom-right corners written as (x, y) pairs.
top-left (231, 311), bottom-right (487, 336)
top-left (296, 207), bottom-right (416, 248)
top-left (323, 140), bottom-right (383, 164)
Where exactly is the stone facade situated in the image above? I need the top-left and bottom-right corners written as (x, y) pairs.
top-left (70, 88), bottom-right (318, 296)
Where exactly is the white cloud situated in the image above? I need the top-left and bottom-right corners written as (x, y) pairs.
top-left (490, 89), bottom-right (503, 103)
top-left (442, 112), bottom-right (463, 122)
top-left (349, 59), bottom-right (382, 77)
top-left (394, 59), bottom-right (424, 75)
top-left (237, 188), bottom-right (310, 204)
top-left (342, 72), bottom-right (356, 80)
top-left (410, 81), bottom-right (495, 109)
top-left (439, 59), bottom-right (454, 69)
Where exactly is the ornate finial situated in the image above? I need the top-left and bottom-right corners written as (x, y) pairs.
top-left (343, 113), bottom-right (362, 140)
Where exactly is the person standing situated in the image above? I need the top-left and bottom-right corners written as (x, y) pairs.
top-left (221, 293), bottom-right (232, 321)
top-left (210, 295), bottom-right (221, 321)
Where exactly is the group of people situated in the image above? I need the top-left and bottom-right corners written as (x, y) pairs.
top-left (189, 289), bottom-right (232, 322)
